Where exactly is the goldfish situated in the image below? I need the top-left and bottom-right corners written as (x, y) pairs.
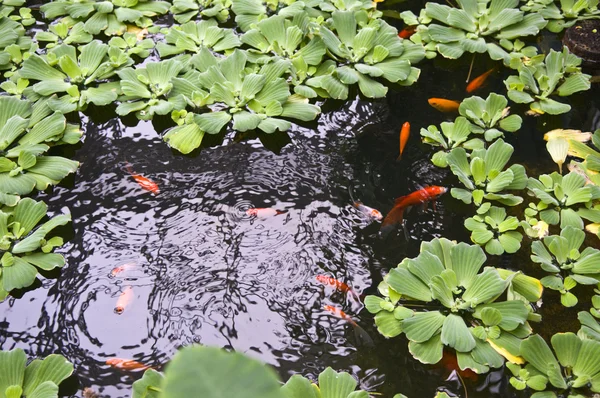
top-left (316, 275), bottom-right (361, 300)
top-left (398, 25), bottom-right (416, 39)
top-left (397, 121), bottom-right (410, 161)
top-left (323, 305), bottom-right (373, 346)
top-left (381, 186), bottom-right (447, 236)
top-left (348, 186), bottom-right (383, 222)
top-left (428, 98), bottom-right (460, 113)
top-left (352, 202), bottom-right (383, 221)
top-left (125, 164), bottom-right (159, 194)
top-left (246, 208), bottom-right (286, 218)
top-left (110, 262), bottom-right (136, 277)
top-left (106, 357), bottom-right (151, 372)
top-left (114, 286), bottom-right (134, 315)
top-left (466, 68), bottom-right (496, 93)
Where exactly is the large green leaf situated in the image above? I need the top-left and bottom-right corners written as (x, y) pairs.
top-left (162, 346), bottom-right (283, 398)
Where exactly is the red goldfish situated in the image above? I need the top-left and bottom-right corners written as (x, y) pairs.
top-left (246, 208), bottom-right (286, 218)
top-left (316, 275), bottom-right (361, 300)
top-left (110, 262), bottom-right (135, 277)
top-left (106, 357), bottom-right (151, 372)
top-left (428, 98), bottom-right (460, 113)
top-left (381, 186), bottom-right (447, 236)
top-left (323, 305), bottom-right (374, 346)
top-left (397, 121), bottom-right (410, 161)
top-left (466, 68), bottom-right (496, 93)
top-left (399, 26), bottom-right (416, 39)
top-left (125, 164), bottom-right (159, 194)
top-left (114, 286), bottom-right (134, 314)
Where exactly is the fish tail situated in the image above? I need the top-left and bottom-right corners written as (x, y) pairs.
top-left (352, 324), bottom-right (375, 347)
top-left (348, 185), bottom-right (357, 205)
top-left (123, 161), bottom-right (134, 175)
top-left (396, 153), bottom-right (402, 162)
top-left (380, 206), bottom-right (405, 238)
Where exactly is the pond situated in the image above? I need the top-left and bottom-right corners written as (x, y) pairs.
top-left (2, 0), bottom-right (600, 397)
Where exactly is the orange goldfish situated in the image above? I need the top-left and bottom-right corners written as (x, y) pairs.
top-left (466, 68), bottom-right (496, 93)
top-left (114, 286), bottom-right (134, 315)
top-left (106, 357), bottom-right (151, 371)
top-left (110, 262), bottom-right (136, 277)
top-left (316, 275), bottom-right (361, 300)
top-left (381, 186), bottom-right (447, 236)
top-left (428, 98), bottom-right (460, 113)
top-left (398, 26), bottom-right (416, 39)
top-left (246, 208), bottom-right (286, 218)
top-left (397, 121), bottom-right (410, 161)
top-left (323, 305), bottom-right (373, 346)
top-left (125, 164), bottom-right (159, 194)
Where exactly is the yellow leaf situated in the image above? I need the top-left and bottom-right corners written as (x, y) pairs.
top-left (487, 339), bottom-right (525, 364)
top-left (544, 128), bottom-right (592, 142)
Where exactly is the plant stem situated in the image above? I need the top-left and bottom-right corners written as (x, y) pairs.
top-left (466, 54), bottom-right (475, 83)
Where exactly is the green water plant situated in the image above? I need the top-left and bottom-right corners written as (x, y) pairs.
top-left (447, 139), bottom-right (528, 207)
top-left (305, 10), bottom-right (424, 99)
top-left (0, 7), bottom-right (34, 76)
top-left (525, 171), bottom-right (600, 229)
top-left (40, 0), bottom-right (170, 36)
top-left (132, 345), bottom-right (373, 398)
top-left (0, 348), bottom-right (74, 397)
top-left (170, 0), bottom-right (232, 23)
top-left (156, 19), bottom-right (241, 58)
top-left (531, 226), bottom-right (600, 307)
top-left (421, 94), bottom-right (522, 168)
top-left (35, 21), bottom-right (93, 48)
top-left (400, 0), bottom-right (547, 62)
top-left (365, 238), bottom-right (537, 373)
top-left (521, 0), bottom-right (600, 32)
top-left (578, 300), bottom-right (600, 340)
top-left (0, 97), bottom-right (80, 204)
top-left (465, 205), bottom-right (523, 255)
top-left (17, 41), bottom-right (132, 112)
top-left (504, 47), bottom-right (591, 115)
top-left (567, 129), bottom-right (600, 186)
top-left (164, 49), bottom-right (320, 154)
top-left (116, 58), bottom-right (184, 120)
top-left (0, 198), bottom-right (71, 301)
top-left (507, 333), bottom-right (600, 396)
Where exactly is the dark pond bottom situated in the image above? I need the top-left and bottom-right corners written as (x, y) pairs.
top-left (1, 58), bottom-right (600, 397)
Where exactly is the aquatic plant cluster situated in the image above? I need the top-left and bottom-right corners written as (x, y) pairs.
top-left (1, 0), bottom-right (600, 396)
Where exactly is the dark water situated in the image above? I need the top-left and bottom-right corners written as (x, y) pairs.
top-left (2, 29), bottom-right (600, 398)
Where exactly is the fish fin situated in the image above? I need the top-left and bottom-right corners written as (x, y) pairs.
top-left (275, 210), bottom-right (288, 215)
top-left (353, 325), bottom-right (374, 347)
top-left (394, 195), bottom-right (408, 205)
top-left (348, 185), bottom-right (358, 205)
top-left (396, 153), bottom-right (402, 162)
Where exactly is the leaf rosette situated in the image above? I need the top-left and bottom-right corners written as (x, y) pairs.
top-left (508, 333), bottom-right (600, 396)
top-left (0, 97), bottom-right (80, 204)
top-left (521, 0), bottom-right (600, 32)
top-left (465, 205), bottom-right (523, 255)
top-left (400, 0), bottom-right (547, 62)
top-left (305, 10), bottom-right (425, 99)
top-left (40, 0), bottom-right (170, 36)
top-left (365, 238), bottom-right (538, 373)
top-left (504, 47), bottom-right (591, 115)
top-left (0, 198), bottom-right (71, 300)
top-left (421, 94), bottom-right (522, 168)
top-left (16, 41), bottom-right (131, 113)
top-left (0, 6), bottom-right (35, 76)
top-left (531, 226), bottom-right (600, 307)
top-left (448, 138), bottom-right (528, 207)
top-left (35, 21), bottom-right (93, 49)
top-left (0, 348), bottom-right (74, 397)
top-left (163, 49), bottom-right (321, 154)
top-left (170, 0), bottom-right (233, 24)
top-left (157, 19), bottom-right (241, 58)
top-left (525, 171), bottom-right (600, 229)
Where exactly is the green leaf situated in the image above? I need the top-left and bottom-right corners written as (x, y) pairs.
top-left (520, 335), bottom-right (562, 381)
top-left (194, 112), bottom-right (231, 135)
top-left (441, 314), bottom-right (476, 352)
top-left (550, 333), bottom-right (581, 369)
top-left (163, 123), bottom-right (205, 155)
top-left (374, 311), bottom-right (403, 337)
top-left (402, 311), bottom-right (446, 343)
top-left (162, 346), bottom-right (283, 398)
top-left (319, 367), bottom-right (358, 398)
top-left (281, 375), bottom-right (319, 398)
top-left (408, 334), bottom-right (444, 364)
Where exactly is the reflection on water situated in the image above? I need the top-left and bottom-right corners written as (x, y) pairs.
top-left (0, 92), bottom-right (519, 398)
